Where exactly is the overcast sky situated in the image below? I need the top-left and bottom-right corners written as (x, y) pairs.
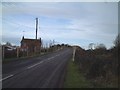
top-left (1, 2), bottom-right (118, 49)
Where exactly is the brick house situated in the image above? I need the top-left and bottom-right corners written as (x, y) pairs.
top-left (20, 36), bottom-right (41, 55)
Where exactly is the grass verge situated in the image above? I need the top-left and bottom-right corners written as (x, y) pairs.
top-left (2, 52), bottom-right (49, 64)
top-left (64, 60), bottom-right (93, 88)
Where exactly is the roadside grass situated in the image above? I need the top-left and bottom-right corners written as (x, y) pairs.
top-left (64, 60), bottom-right (93, 88)
top-left (2, 52), bottom-right (49, 64)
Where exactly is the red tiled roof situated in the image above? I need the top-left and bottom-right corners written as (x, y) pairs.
top-left (21, 38), bottom-right (41, 43)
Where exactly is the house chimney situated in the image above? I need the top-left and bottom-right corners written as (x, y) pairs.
top-left (36, 18), bottom-right (38, 39)
top-left (22, 36), bottom-right (24, 40)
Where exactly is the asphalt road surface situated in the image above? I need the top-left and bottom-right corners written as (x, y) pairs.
top-left (2, 47), bottom-right (73, 88)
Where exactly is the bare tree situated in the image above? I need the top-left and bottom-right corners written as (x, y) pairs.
top-left (95, 43), bottom-right (106, 50)
top-left (114, 33), bottom-right (120, 47)
top-left (5, 42), bottom-right (12, 46)
top-left (88, 43), bottom-right (95, 50)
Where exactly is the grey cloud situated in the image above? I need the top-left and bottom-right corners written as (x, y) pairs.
top-left (2, 2), bottom-right (118, 49)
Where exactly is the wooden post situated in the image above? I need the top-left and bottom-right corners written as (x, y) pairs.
top-left (26, 46), bottom-right (28, 57)
top-left (17, 47), bottom-right (19, 58)
top-left (34, 46), bottom-right (36, 56)
top-left (72, 47), bottom-right (76, 62)
top-left (0, 45), bottom-right (2, 61)
top-left (2, 46), bottom-right (4, 60)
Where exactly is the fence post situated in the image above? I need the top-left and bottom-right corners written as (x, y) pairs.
top-left (2, 46), bottom-right (4, 60)
top-left (72, 47), bottom-right (76, 62)
top-left (17, 47), bottom-right (19, 58)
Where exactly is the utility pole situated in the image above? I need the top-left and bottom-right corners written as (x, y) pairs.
top-left (72, 46), bottom-right (76, 62)
top-left (36, 18), bottom-right (38, 40)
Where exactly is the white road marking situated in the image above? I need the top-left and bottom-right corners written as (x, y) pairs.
top-left (1, 52), bottom-right (68, 82)
top-left (27, 61), bottom-right (44, 69)
top-left (27, 54), bottom-right (61, 69)
top-left (0, 74), bottom-right (14, 82)
top-left (55, 55), bottom-right (59, 57)
top-left (47, 58), bottom-right (50, 60)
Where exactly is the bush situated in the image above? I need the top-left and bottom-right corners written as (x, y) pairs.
top-left (74, 46), bottom-right (118, 88)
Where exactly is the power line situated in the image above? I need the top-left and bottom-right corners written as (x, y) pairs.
top-left (2, 17), bottom-right (35, 29)
top-left (2, 17), bottom-right (84, 32)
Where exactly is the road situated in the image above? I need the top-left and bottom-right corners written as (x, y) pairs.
top-left (2, 47), bottom-right (73, 88)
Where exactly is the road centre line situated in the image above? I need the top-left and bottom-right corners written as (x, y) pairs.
top-left (27, 54), bottom-right (61, 69)
top-left (27, 61), bottom-right (44, 69)
top-left (0, 74), bottom-right (14, 82)
top-left (1, 53), bottom-right (65, 82)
